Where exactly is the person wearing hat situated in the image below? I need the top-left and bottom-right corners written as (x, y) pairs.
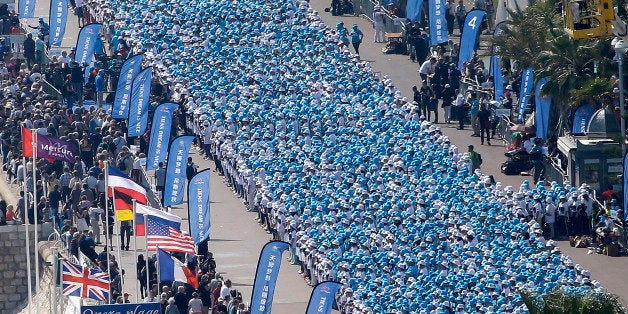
top-left (373, 5), bottom-right (386, 43)
top-left (467, 145), bottom-right (482, 172)
top-left (349, 24), bottom-right (363, 54)
top-left (556, 195), bottom-right (569, 238)
top-left (441, 83), bottom-right (454, 123)
top-left (528, 137), bottom-right (545, 184)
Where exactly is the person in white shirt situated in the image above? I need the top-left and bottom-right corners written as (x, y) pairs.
top-left (544, 197), bottom-right (556, 239)
top-left (220, 279), bottom-right (232, 299)
top-left (373, 6), bottom-right (386, 43)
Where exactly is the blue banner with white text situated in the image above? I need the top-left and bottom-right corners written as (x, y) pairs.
top-left (406, 0), bottom-right (423, 23)
top-left (146, 102), bottom-right (178, 170)
top-left (128, 67), bottom-right (152, 137)
top-left (491, 23), bottom-right (504, 101)
top-left (48, 0), bottom-right (68, 47)
top-left (19, 0), bottom-right (36, 18)
top-left (74, 23), bottom-right (102, 66)
top-left (306, 281), bottom-right (343, 314)
top-left (81, 303), bottom-right (160, 314)
top-left (163, 135), bottom-right (195, 207)
top-left (624, 153), bottom-right (628, 221)
top-left (535, 76), bottom-right (551, 140)
top-left (188, 169), bottom-right (211, 244)
top-left (517, 67), bottom-right (534, 123)
top-left (251, 241), bottom-right (290, 314)
top-left (458, 10), bottom-right (486, 71)
top-left (429, 0), bottom-right (448, 46)
top-left (571, 103), bottom-right (598, 135)
top-left (112, 54), bottom-right (144, 119)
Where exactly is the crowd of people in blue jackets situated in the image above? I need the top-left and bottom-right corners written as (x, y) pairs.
top-left (79, 0), bottom-right (616, 312)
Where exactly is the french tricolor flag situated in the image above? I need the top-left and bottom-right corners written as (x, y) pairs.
top-left (135, 203), bottom-right (181, 236)
top-left (158, 248), bottom-right (198, 288)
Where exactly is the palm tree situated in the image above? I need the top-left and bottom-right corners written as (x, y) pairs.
top-left (490, 0), bottom-right (617, 134)
top-left (520, 288), bottom-right (626, 313)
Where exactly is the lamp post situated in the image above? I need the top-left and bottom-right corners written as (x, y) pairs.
top-left (614, 38), bottom-right (627, 157)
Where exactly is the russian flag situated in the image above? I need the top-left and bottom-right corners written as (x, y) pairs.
top-left (158, 248), bottom-right (198, 288)
top-left (135, 203), bottom-right (181, 236)
top-left (107, 165), bottom-right (148, 221)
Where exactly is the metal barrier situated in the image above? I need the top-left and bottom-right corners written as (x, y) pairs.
top-left (138, 167), bottom-right (164, 210)
top-left (40, 79), bottom-right (64, 103)
top-left (352, 0), bottom-right (405, 33)
top-left (543, 156), bottom-right (568, 186)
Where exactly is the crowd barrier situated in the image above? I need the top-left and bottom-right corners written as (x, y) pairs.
top-left (351, 0), bottom-right (405, 33)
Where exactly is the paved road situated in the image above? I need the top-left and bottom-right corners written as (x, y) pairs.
top-left (307, 0), bottom-right (628, 305)
top-left (10, 0), bottom-right (628, 311)
top-left (18, 1), bottom-right (315, 312)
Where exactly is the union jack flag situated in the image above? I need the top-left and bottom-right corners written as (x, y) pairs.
top-left (62, 260), bottom-right (110, 301)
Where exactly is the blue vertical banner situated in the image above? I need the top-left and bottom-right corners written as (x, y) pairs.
top-left (48, 0), bottom-right (68, 47)
top-left (128, 67), bottom-right (153, 137)
top-left (188, 169), bottom-right (210, 244)
top-left (306, 281), bottom-right (343, 314)
top-left (571, 103), bottom-right (598, 135)
top-left (406, 0), bottom-right (423, 23)
top-left (19, 0), bottom-right (36, 18)
top-left (624, 152), bottom-right (628, 221)
top-left (535, 76), bottom-right (551, 140)
top-left (491, 23), bottom-right (504, 101)
top-left (146, 102), bottom-right (178, 170)
top-left (517, 67), bottom-right (534, 123)
top-left (251, 241), bottom-right (290, 314)
top-left (163, 135), bottom-right (195, 207)
top-left (457, 10), bottom-right (486, 71)
top-left (74, 23), bottom-right (102, 66)
top-left (112, 54), bottom-right (144, 119)
top-left (429, 0), bottom-right (448, 46)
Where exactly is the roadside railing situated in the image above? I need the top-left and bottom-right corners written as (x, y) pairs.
top-left (138, 167), bottom-right (163, 210)
top-left (351, 0), bottom-right (405, 33)
top-left (544, 156), bottom-right (568, 186)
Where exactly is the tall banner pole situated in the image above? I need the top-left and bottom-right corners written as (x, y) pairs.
top-left (50, 246), bottom-right (57, 314)
top-left (132, 199), bottom-right (139, 302)
top-left (104, 161), bottom-right (112, 304)
top-left (144, 213), bottom-right (149, 300)
top-left (32, 130), bottom-right (40, 314)
top-left (23, 154), bottom-right (33, 314)
top-left (113, 188), bottom-right (125, 300)
top-left (156, 245), bottom-right (160, 298)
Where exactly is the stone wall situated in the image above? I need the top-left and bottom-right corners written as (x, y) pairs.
top-left (0, 224), bottom-right (40, 313)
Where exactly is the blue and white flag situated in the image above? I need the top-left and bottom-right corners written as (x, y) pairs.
top-left (251, 241), bottom-right (290, 314)
top-left (188, 169), bottom-right (210, 244)
top-left (306, 281), bottom-right (343, 314)
top-left (112, 54), bottom-right (144, 119)
top-left (491, 23), bottom-right (504, 100)
top-left (624, 152), bottom-right (628, 221)
top-left (128, 67), bottom-right (152, 137)
top-left (19, 0), bottom-right (36, 18)
top-left (48, 0), bottom-right (68, 47)
top-left (457, 10), bottom-right (486, 71)
top-left (571, 103), bottom-right (598, 135)
top-left (535, 76), bottom-right (551, 140)
top-left (163, 135), bottom-right (195, 207)
top-left (429, 0), bottom-right (448, 46)
top-left (74, 23), bottom-right (102, 66)
top-left (146, 102), bottom-right (178, 170)
top-left (406, 0), bottom-right (423, 23)
top-left (517, 67), bottom-right (534, 123)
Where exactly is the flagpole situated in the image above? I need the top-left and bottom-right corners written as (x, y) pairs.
top-left (144, 213), bottom-right (149, 301)
top-left (113, 188), bottom-right (125, 301)
top-left (156, 246), bottom-right (160, 299)
top-left (104, 161), bottom-right (111, 304)
top-left (23, 154), bottom-right (33, 314)
top-left (50, 246), bottom-right (57, 314)
top-left (32, 130), bottom-right (40, 314)
top-left (132, 199), bottom-right (139, 302)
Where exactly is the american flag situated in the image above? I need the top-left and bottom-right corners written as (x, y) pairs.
top-left (147, 218), bottom-right (196, 254)
top-left (62, 260), bottom-right (110, 301)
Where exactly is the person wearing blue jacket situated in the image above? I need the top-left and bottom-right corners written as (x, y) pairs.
top-left (95, 69), bottom-right (105, 106)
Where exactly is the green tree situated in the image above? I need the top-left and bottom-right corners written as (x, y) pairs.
top-left (490, 0), bottom-right (617, 131)
top-left (520, 288), bottom-right (626, 313)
